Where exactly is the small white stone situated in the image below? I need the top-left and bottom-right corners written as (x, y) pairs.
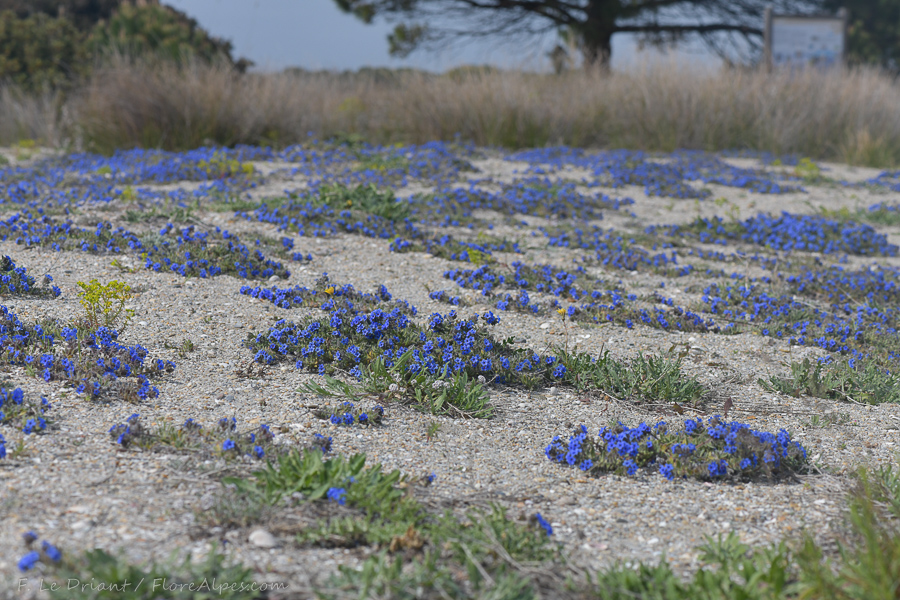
top-left (268, 275), bottom-right (281, 282)
top-left (249, 529), bottom-right (278, 548)
top-left (540, 322), bottom-right (551, 329)
top-left (199, 493), bottom-right (215, 511)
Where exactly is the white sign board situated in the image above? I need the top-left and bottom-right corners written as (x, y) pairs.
top-left (767, 13), bottom-right (846, 68)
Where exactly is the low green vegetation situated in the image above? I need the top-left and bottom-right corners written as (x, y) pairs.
top-left (762, 358), bottom-right (900, 404)
top-left (309, 183), bottom-right (412, 221)
top-left (223, 446), bottom-right (563, 598)
top-left (555, 349), bottom-right (706, 405)
top-left (193, 445), bottom-right (900, 599)
top-left (47, 545), bottom-right (266, 600)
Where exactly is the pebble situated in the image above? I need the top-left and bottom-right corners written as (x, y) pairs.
top-left (199, 493), bottom-right (216, 511)
top-left (249, 529), bottom-right (278, 548)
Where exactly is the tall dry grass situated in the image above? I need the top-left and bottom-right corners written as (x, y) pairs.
top-left (3, 57), bottom-right (900, 166)
top-left (0, 86), bottom-right (70, 147)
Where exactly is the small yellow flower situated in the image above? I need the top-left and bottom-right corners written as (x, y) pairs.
top-left (325, 286), bottom-right (335, 294)
top-left (557, 308), bottom-right (566, 315)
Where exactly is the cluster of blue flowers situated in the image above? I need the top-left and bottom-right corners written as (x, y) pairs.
top-left (505, 148), bottom-right (800, 198)
top-left (429, 290), bottom-right (463, 306)
top-left (574, 292), bottom-right (724, 334)
top-left (321, 402), bottom-right (385, 427)
top-left (0, 210), bottom-right (292, 281)
top-left (545, 417), bottom-right (807, 481)
top-left (0, 306), bottom-right (172, 400)
top-left (0, 148), bottom-right (260, 213)
top-left (650, 213), bottom-right (898, 257)
top-left (145, 224), bottom-right (289, 279)
top-left (495, 290), bottom-right (542, 315)
top-left (18, 531), bottom-right (61, 571)
top-left (391, 234), bottom-right (520, 264)
top-left (109, 414), bottom-right (277, 460)
top-left (444, 262), bottom-right (584, 299)
top-left (327, 486), bottom-right (348, 505)
top-left (537, 224), bottom-right (688, 276)
top-left (864, 172), bottom-right (900, 193)
top-left (533, 513), bottom-right (553, 536)
top-left (0, 255), bottom-right (60, 297)
top-left (0, 388), bottom-right (51, 438)
top-left (58, 145), bottom-right (272, 185)
top-left (240, 276), bottom-right (415, 315)
top-left (247, 295), bottom-right (571, 389)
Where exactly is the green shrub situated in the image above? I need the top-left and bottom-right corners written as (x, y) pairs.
top-left (0, 3), bottom-right (244, 94)
top-left (87, 3), bottom-right (237, 66)
top-left (0, 10), bottom-right (89, 90)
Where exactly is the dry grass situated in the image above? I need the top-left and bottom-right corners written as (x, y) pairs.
top-left (0, 86), bottom-right (70, 148)
top-left (3, 57), bottom-right (900, 166)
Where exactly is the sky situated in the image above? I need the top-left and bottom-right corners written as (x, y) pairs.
top-left (164, 0), bottom-right (720, 73)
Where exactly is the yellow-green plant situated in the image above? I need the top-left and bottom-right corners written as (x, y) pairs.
top-left (467, 248), bottom-right (491, 266)
top-left (197, 152), bottom-right (255, 178)
top-left (119, 186), bottom-right (137, 202)
top-left (76, 279), bottom-right (134, 334)
top-left (794, 157), bottom-right (823, 184)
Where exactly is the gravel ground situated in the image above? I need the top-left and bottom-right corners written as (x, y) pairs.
top-left (0, 148), bottom-right (898, 598)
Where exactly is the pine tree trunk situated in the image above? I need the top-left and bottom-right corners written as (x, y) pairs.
top-left (581, 34), bottom-right (613, 70)
top-left (579, 0), bottom-right (616, 70)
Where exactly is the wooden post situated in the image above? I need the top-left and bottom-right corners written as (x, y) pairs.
top-left (763, 6), bottom-right (773, 73)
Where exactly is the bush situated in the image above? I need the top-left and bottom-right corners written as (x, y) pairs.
top-left (87, 3), bottom-right (237, 67)
top-left (0, 3), bottom-right (244, 94)
top-left (0, 10), bottom-right (89, 90)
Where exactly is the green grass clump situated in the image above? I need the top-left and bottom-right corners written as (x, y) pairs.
top-left (314, 183), bottom-right (412, 221)
top-left (588, 532), bottom-right (794, 600)
top-left (761, 357), bottom-right (900, 404)
top-left (862, 203), bottom-right (900, 226)
top-left (795, 463), bottom-right (900, 600)
top-left (555, 348), bottom-right (706, 405)
top-left (227, 450), bottom-right (416, 515)
top-left (224, 447), bottom-right (560, 599)
top-left (301, 352), bottom-right (493, 419)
